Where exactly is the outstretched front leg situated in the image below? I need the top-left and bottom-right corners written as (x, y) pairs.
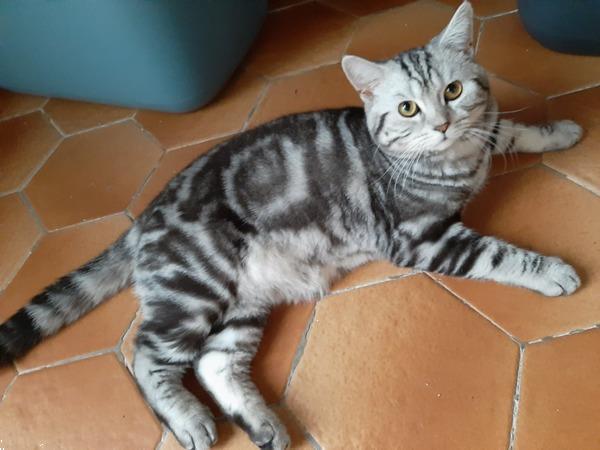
top-left (398, 222), bottom-right (581, 296)
top-left (487, 118), bottom-right (582, 155)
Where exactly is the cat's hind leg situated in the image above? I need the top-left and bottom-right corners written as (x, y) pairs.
top-left (132, 277), bottom-right (230, 449)
top-left (496, 118), bottom-right (582, 154)
top-left (195, 308), bottom-right (290, 450)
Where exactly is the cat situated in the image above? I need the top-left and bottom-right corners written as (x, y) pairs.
top-left (0, 2), bottom-right (583, 449)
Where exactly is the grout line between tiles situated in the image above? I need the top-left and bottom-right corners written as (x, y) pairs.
top-left (130, 115), bottom-right (167, 151)
top-left (40, 109), bottom-right (66, 137)
top-left (126, 151), bottom-right (167, 215)
top-left (46, 210), bottom-right (130, 233)
top-left (340, 12), bottom-right (363, 57)
top-left (480, 9), bottom-right (518, 21)
top-left (508, 344), bottom-right (525, 450)
top-left (0, 234), bottom-right (42, 294)
top-left (546, 81), bottom-right (600, 100)
top-left (282, 305), bottom-right (317, 399)
top-left (428, 274), bottom-right (522, 345)
top-left (540, 164), bottom-right (600, 198)
top-left (269, 0), bottom-right (312, 13)
top-left (526, 322), bottom-right (600, 345)
top-left (486, 72), bottom-right (545, 98)
top-left (154, 429), bottom-right (169, 450)
top-left (263, 58), bottom-right (342, 83)
top-left (165, 130), bottom-right (240, 152)
top-left (18, 190), bottom-right (48, 233)
top-left (16, 347), bottom-right (116, 375)
top-left (305, 431), bottom-right (323, 450)
top-left (57, 116), bottom-right (134, 138)
top-left (0, 370), bottom-right (19, 403)
top-left (0, 194), bottom-right (47, 292)
top-left (0, 106), bottom-right (46, 123)
top-left (329, 270), bottom-right (417, 296)
top-left (16, 133), bottom-right (64, 193)
top-left (279, 403), bottom-right (322, 450)
top-left (474, 17), bottom-right (484, 55)
top-left (242, 77), bottom-right (272, 131)
top-left (490, 157), bottom-right (542, 179)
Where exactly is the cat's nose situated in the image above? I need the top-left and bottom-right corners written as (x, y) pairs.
top-left (435, 122), bottom-right (450, 133)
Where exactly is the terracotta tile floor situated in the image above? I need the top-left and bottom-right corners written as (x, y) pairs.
top-left (0, 1), bottom-right (599, 449)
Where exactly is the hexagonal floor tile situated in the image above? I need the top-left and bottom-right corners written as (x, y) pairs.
top-left (435, 167), bottom-right (600, 341)
top-left (128, 136), bottom-right (229, 217)
top-left (0, 89), bottom-right (46, 120)
top-left (544, 87), bottom-right (600, 195)
top-left (45, 98), bottom-right (134, 134)
top-left (0, 112), bottom-right (61, 193)
top-left (137, 72), bottom-right (264, 150)
top-left (161, 405), bottom-right (312, 449)
top-left (439, 0), bottom-right (517, 17)
top-left (249, 63), bottom-right (360, 127)
top-left (25, 121), bottom-right (162, 230)
top-left (243, 1), bottom-right (356, 77)
top-left (515, 330), bottom-right (600, 450)
top-left (478, 13), bottom-right (600, 96)
top-left (0, 194), bottom-right (41, 290)
top-left (0, 354), bottom-right (161, 449)
top-left (488, 76), bottom-right (547, 176)
top-left (346, 0), bottom-right (456, 61)
top-left (320, 0), bottom-right (414, 17)
top-left (0, 214), bottom-right (137, 370)
top-left (287, 275), bottom-right (518, 449)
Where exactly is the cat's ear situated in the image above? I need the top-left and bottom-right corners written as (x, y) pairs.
top-left (342, 55), bottom-right (384, 101)
top-left (431, 1), bottom-right (474, 53)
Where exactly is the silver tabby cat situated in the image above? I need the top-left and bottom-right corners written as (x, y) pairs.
top-left (0, 2), bottom-right (583, 449)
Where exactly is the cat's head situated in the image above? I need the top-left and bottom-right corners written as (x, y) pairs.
top-left (342, 1), bottom-right (489, 154)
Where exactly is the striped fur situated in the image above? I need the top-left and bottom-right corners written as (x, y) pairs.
top-left (0, 3), bottom-right (583, 449)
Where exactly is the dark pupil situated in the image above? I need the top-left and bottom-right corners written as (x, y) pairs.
top-left (402, 102), bottom-right (410, 111)
top-left (448, 84), bottom-right (457, 93)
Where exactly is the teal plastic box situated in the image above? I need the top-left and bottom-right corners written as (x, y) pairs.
top-left (0, 0), bottom-right (267, 112)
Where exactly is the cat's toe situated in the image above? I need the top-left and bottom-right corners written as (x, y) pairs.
top-left (170, 411), bottom-right (217, 450)
top-left (534, 257), bottom-right (581, 297)
top-left (546, 120), bottom-right (583, 151)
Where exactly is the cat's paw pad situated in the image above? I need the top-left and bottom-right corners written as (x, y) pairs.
top-left (170, 410), bottom-right (217, 450)
top-left (249, 413), bottom-right (290, 450)
top-left (546, 120), bottom-right (583, 151)
top-left (534, 257), bottom-right (581, 297)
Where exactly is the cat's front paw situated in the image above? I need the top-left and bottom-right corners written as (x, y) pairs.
top-left (545, 120), bottom-right (583, 152)
top-left (532, 257), bottom-right (581, 297)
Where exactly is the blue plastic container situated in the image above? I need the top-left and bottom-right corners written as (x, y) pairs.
top-left (518, 0), bottom-right (600, 56)
top-left (0, 0), bottom-right (267, 112)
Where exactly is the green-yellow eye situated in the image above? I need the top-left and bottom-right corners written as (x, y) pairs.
top-left (444, 80), bottom-right (463, 101)
top-left (398, 101), bottom-right (420, 117)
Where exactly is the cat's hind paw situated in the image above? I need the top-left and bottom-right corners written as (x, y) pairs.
top-left (170, 409), bottom-right (218, 450)
top-left (246, 410), bottom-right (290, 450)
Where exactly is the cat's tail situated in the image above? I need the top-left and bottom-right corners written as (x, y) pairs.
top-left (0, 225), bottom-right (141, 365)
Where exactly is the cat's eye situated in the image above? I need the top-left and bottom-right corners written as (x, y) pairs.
top-left (444, 81), bottom-right (463, 101)
top-left (398, 101), bottom-right (420, 117)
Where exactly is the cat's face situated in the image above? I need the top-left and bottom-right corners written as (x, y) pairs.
top-left (342, 1), bottom-right (489, 154)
